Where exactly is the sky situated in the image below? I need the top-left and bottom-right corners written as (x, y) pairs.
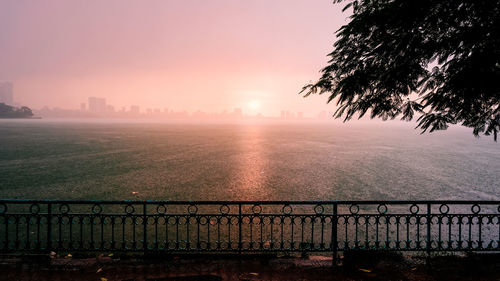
top-left (0, 0), bottom-right (349, 116)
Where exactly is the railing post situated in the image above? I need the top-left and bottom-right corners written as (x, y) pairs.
top-left (238, 203), bottom-right (242, 255)
top-left (47, 203), bottom-right (52, 251)
top-left (332, 203), bottom-right (338, 267)
top-left (3, 209), bottom-right (8, 251)
top-left (143, 203), bottom-right (147, 254)
top-left (426, 203), bottom-right (431, 268)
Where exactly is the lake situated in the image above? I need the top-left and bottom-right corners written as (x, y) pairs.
top-left (0, 119), bottom-right (499, 201)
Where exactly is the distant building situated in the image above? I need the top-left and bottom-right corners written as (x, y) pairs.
top-left (130, 105), bottom-right (140, 115)
top-left (280, 110), bottom-right (286, 119)
top-left (0, 82), bottom-right (14, 105)
top-left (192, 110), bottom-right (207, 119)
top-left (88, 97), bottom-right (106, 114)
top-left (80, 103), bottom-right (86, 112)
top-left (233, 108), bottom-right (243, 118)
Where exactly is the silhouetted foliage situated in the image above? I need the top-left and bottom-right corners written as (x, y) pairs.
top-left (302, 0), bottom-right (500, 140)
top-left (0, 103), bottom-right (34, 118)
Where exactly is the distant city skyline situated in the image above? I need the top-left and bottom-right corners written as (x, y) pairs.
top-left (34, 95), bottom-right (316, 120)
top-left (0, 82), bottom-right (386, 122)
top-left (0, 85), bottom-right (313, 119)
top-left (0, 82), bottom-right (338, 120)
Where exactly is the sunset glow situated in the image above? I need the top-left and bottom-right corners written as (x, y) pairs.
top-left (248, 100), bottom-right (261, 113)
top-left (0, 0), bottom-right (347, 117)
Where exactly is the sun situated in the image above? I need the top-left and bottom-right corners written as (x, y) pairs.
top-left (248, 100), bottom-right (260, 111)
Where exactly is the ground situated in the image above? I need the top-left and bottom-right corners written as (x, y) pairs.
top-left (0, 252), bottom-right (499, 280)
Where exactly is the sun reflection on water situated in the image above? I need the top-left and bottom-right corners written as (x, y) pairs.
top-left (228, 125), bottom-right (270, 200)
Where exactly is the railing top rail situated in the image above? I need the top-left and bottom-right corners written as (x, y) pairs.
top-left (1, 199), bottom-right (500, 205)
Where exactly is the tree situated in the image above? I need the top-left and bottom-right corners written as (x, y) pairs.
top-left (301, 0), bottom-right (500, 140)
top-left (0, 103), bottom-right (34, 118)
top-left (18, 106), bottom-right (34, 117)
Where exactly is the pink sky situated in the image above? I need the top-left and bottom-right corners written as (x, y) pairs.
top-left (0, 0), bottom-right (348, 116)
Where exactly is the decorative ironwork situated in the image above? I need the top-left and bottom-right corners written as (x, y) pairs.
top-left (0, 200), bottom-right (499, 257)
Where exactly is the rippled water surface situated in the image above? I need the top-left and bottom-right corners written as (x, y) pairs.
top-left (0, 119), bottom-right (498, 201)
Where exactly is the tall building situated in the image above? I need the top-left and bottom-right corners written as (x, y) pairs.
top-left (88, 97), bottom-right (106, 114)
top-left (130, 105), bottom-right (140, 115)
top-left (0, 82), bottom-right (13, 105)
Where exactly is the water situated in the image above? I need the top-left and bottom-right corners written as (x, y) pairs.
top-left (0, 119), bottom-right (499, 201)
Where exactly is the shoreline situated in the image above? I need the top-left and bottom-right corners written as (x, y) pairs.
top-left (0, 116), bottom-right (42, 119)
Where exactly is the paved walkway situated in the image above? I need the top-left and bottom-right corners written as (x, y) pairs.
top-left (0, 253), bottom-right (499, 280)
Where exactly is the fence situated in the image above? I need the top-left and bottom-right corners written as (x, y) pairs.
top-left (1, 200), bottom-right (499, 258)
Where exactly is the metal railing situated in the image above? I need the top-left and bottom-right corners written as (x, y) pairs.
top-left (1, 200), bottom-right (499, 257)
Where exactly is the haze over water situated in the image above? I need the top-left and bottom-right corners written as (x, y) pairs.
top-left (0, 119), bottom-right (498, 201)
